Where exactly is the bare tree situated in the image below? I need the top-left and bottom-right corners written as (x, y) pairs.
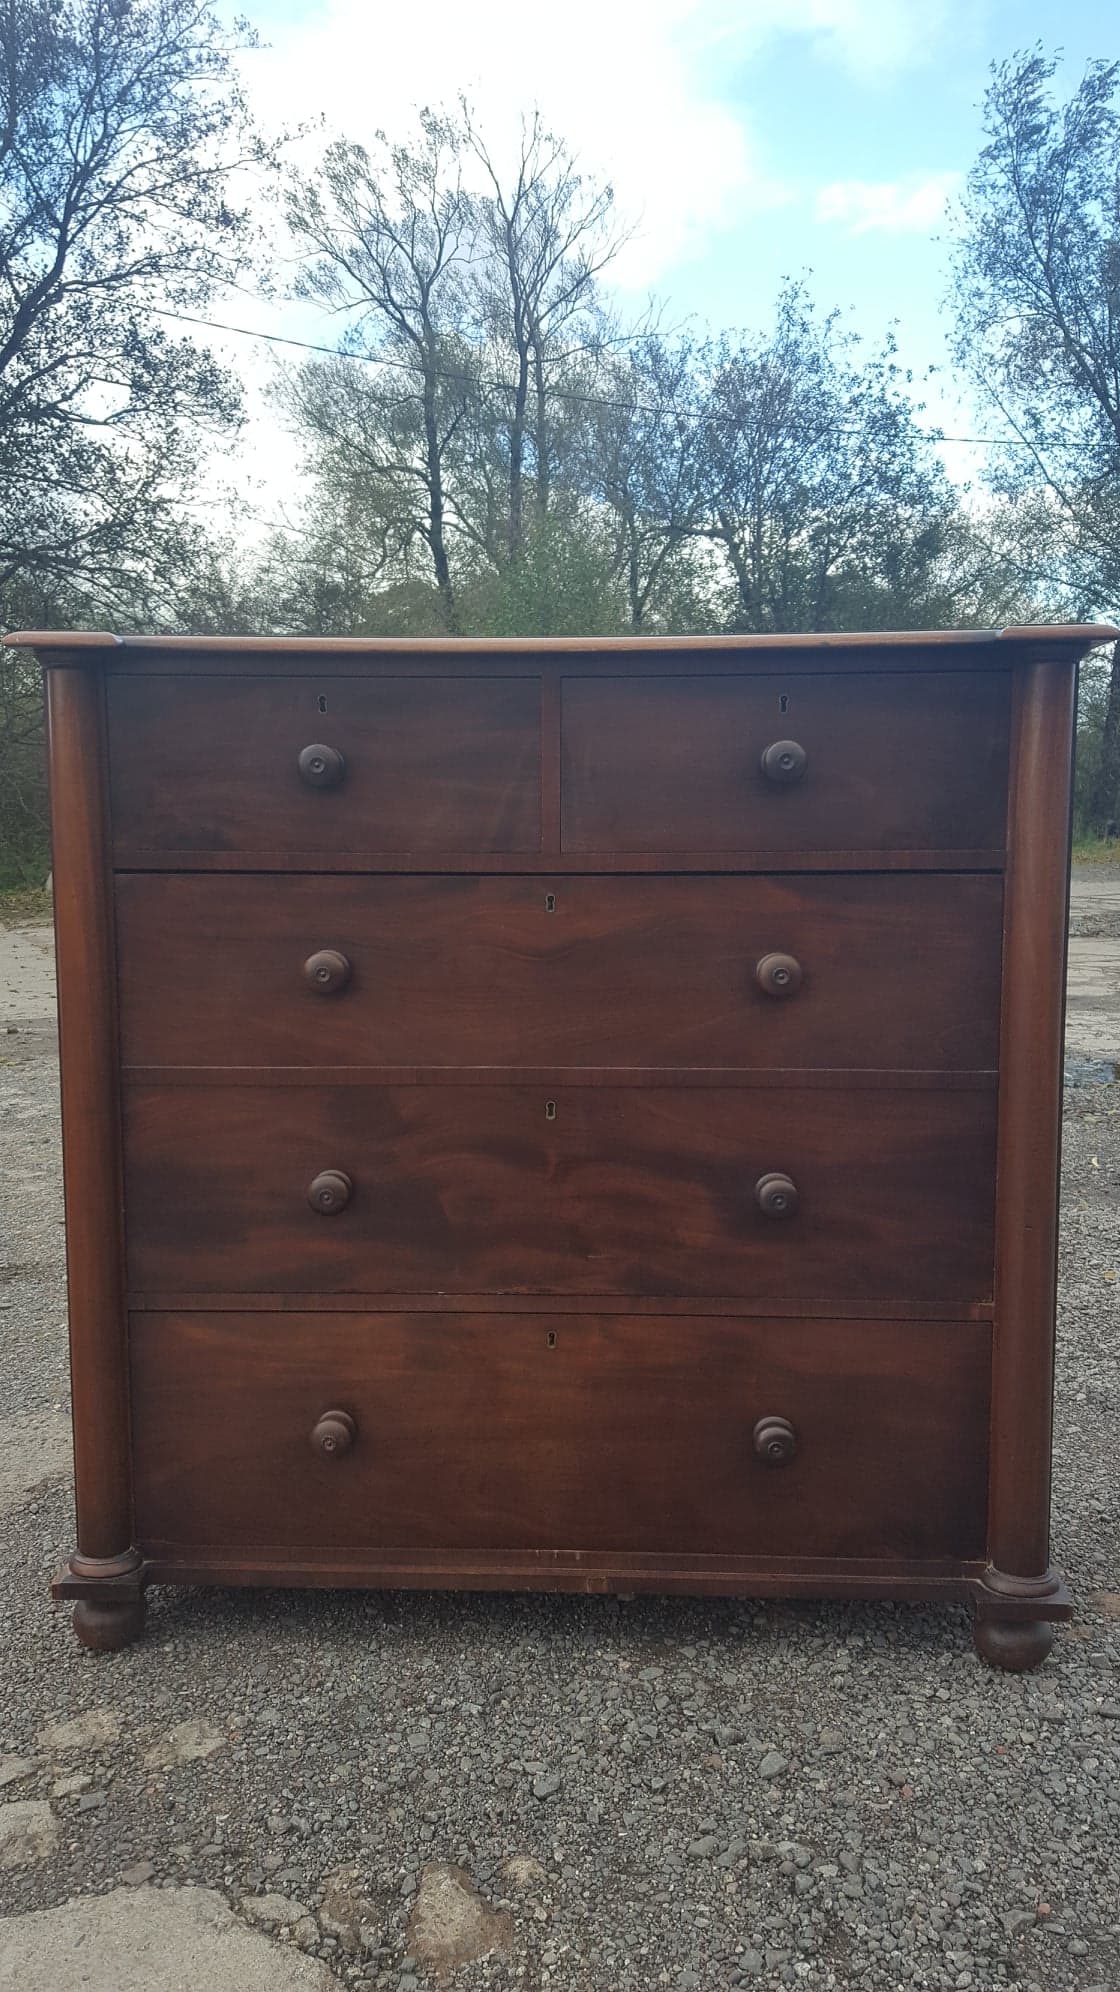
top-left (0, 0), bottom-right (269, 622)
top-left (285, 111), bottom-right (478, 630)
top-left (580, 334), bottom-right (712, 630)
top-left (465, 109), bottom-right (624, 557)
top-left (696, 286), bottom-right (949, 631)
top-left (951, 48), bottom-right (1120, 829)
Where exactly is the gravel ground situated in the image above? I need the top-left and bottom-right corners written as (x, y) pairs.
top-left (0, 882), bottom-right (1118, 1991)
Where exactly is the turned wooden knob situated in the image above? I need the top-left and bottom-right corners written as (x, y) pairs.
top-left (755, 951), bottom-right (802, 998)
top-left (755, 1171), bottom-right (799, 1218)
top-left (298, 743), bottom-right (346, 789)
top-left (310, 1409), bottom-right (356, 1459)
top-left (303, 948), bottom-right (352, 995)
top-left (753, 1415), bottom-right (797, 1466)
top-left (307, 1168), bottom-right (353, 1215)
top-left (760, 739), bottom-right (807, 785)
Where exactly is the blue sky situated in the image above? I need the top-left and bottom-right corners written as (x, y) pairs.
top-left (214, 0), bottom-right (1119, 513)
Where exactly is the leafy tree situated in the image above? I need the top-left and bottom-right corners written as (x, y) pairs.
top-left (0, 0), bottom-right (269, 624)
top-left (950, 47), bottom-right (1120, 830)
top-left (465, 108), bottom-right (622, 555)
top-left (579, 334), bottom-right (715, 631)
top-left (284, 111), bottom-right (479, 631)
top-left (459, 508), bottom-right (627, 637)
top-left (695, 286), bottom-right (951, 632)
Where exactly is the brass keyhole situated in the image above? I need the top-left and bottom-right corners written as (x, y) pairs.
top-left (545, 892), bottom-right (556, 912)
top-left (545, 1100), bottom-right (557, 1120)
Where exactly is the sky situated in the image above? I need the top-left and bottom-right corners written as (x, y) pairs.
top-left (207, 0), bottom-right (1118, 529)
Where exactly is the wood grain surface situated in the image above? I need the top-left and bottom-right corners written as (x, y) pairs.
top-left (562, 671), bottom-right (1010, 852)
top-left (121, 1083), bottom-right (996, 1301)
top-left (115, 871), bottom-right (1003, 1074)
top-left (107, 673), bottom-right (541, 856)
top-left (129, 1310), bottom-right (992, 1561)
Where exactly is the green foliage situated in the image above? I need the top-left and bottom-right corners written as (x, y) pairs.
top-left (0, 646), bottom-right (48, 888)
top-left (1075, 648), bottom-right (1120, 834)
top-left (458, 513), bottom-right (629, 638)
top-left (0, 0), bottom-right (269, 625)
top-left (950, 46), bottom-right (1120, 830)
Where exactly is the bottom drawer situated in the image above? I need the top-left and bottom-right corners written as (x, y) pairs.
top-left (131, 1314), bottom-right (990, 1564)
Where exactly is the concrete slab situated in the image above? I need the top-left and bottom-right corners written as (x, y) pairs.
top-left (0, 1886), bottom-right (334, 1990)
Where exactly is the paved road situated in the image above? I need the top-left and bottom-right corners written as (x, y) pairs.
top-left (1, 884), bottom-right (1118, 1991)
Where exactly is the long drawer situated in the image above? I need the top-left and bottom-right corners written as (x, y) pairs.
top-left (129, 1311), bottom-right (991, 1560)
top-left (107, 674), bottom-right (541, 857)
top-left (116, 872), bottom-right (1003, 1073)
top-left (122, 1084), bottom-right (996, 1302)
top-left (561, 671), bottom-right (1010, 854)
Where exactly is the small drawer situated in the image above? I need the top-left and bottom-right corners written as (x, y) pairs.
top-left (107, 674), bottom-right (541, 858)
top-left (122, 1083), bottom-right (996, 1303)
top-left (116, 872), bottom-right (1003, 1074)
top-left (130, 1310), bottom-right (990, 1561)
top-left (561, 671), bottom-right (1010, 855)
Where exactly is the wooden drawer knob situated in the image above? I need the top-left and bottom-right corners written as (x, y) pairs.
top-left (307, 1168), bottom-right (353, 1215)
top-left (755, 1171), bottom-right (799, 1218)
top-left (298, 743), bottom-right (346, 789)
top-left (304, 948), bottom-right (352, 995)
top-left (310, 1409), bottom-right (356, 1459)
top-left (755, 951), bottom-right (802, 998)
top-left (753, 1415), bottom-right (797, 1466)
top-left (760, 739), bottom-right (807, 785)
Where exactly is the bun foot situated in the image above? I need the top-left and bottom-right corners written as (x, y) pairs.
top-left (73, 1595), bottom-right (146, 1652)
top-left (974, 1617), bottom-right (1055, 1672)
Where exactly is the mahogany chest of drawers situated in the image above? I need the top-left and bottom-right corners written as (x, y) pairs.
top-left (11, 623), bottom-right (1113, 1669)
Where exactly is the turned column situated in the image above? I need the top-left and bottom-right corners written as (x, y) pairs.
top-left (43, 652), bottom-right (144, 1648)
top-left (977, 647), bottom-right (1078, 1668)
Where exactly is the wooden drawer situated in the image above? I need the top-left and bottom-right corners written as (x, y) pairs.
top-left (116, 872), bottom-right (1002, 1074)
top-left (130, 1311), bottom-right (990, 1561)
top-left (107, 675), bottom-right (541, 857)
top-left (122, 1084), bottom-right (995, 1303)
top-left (561, 672), bottom-right (1009, 854)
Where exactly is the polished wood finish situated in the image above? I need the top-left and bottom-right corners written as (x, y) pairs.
top-left (107, 674), bottom-right (541, 857)
top-left (984, 655), bottom-right (1078, 1607)
top-left (120, 1082), bottom-right (996, 1302)
top-left (114, 872), bottom-right (1004, 1073)
top-left (12, 624), bottom-right (1114, 654)
top-left (561, 671), bottom-right (1010, 853)
top-left (43, 669), bottom-right (142, 1602)
top-left (11, 621), bottom-right (1112, 1665)
top-left (129, 1312), bottom-right (991, 1563)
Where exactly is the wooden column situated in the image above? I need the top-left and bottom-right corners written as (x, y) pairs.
top-left (44, 660), bottom-right (142, 1632)
top-left (980, 649), bottom-right (1077, 1650)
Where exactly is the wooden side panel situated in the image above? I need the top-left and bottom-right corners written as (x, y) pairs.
top-left (988, 655), bottom-right (1078, 1582)
top-left (116, 872), bottom-right (1003, 1074)
top-left (561, 672), bottom-right (1010, 853)
top-left (130, 1311), bottom-right (992, 1561)
top-left (107, 674), bottom-right (542, 855)
top-left (122, 1084), bottom-right (996, 1303)
top-left (44, 667), bottom-right (136, 1571)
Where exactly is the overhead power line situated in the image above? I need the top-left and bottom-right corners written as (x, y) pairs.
top-left (149, 305), bottom-right (1038, 449)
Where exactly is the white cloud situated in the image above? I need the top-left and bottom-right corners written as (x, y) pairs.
top-left (791, 0), bottom-right (961, 82)
top-left (199, 0), bottom-right (974, 535)
top-left (815, 171), bottom-right (961, 235)
top-left (238, 0), bottom-right (777, 293)
top-left (235, 0), bottom-right (968, 292)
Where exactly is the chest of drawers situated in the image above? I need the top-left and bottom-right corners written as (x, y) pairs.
top-left (11, 623), bottom-right (1113, 1670)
